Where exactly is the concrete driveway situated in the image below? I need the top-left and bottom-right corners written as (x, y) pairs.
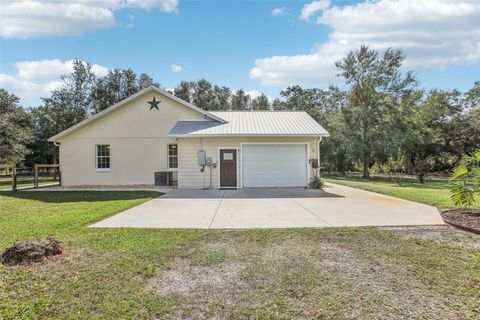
top-left (91, 183), bottom-right (443, 229)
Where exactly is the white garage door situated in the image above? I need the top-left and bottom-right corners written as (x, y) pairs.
top-left (242, 144), bottom-right (308, 187)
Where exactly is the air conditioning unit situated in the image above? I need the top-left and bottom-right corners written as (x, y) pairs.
top-left (154, 171), bottom-right (173, 186)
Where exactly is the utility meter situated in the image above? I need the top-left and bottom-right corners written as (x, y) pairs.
top-left (197, 150), bottom-right (206, 166)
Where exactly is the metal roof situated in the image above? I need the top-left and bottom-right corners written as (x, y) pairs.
top-left (169, 111), bottom-right (329, 137)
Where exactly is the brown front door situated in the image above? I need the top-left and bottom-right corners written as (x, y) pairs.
top-left (220, 149), bottom-right (237, 188)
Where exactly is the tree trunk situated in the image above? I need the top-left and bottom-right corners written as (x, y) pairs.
top-left (362, 159), bottom-right (370, 178)
top-left (418, 172), bottom-right (424, 184)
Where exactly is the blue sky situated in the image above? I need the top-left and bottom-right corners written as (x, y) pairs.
top-left (1, 0), bottom-right (479, 107)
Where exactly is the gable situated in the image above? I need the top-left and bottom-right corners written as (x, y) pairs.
top-left (49, 87), bottom-right (224, 141)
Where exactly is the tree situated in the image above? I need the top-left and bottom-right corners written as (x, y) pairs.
top-left (0, 89), bottom-right (34, 164)
top-left (29, 106), bottom-right (60, 164)
top-left (138, 73), bottom-right (158, 90)
top-left (231, 89), bottom-right (250, 110)
top-left (43, 59), bottom-right (96, 122)
top-left (314, 87), bottom-right (349, 174)
top-left (90, 69), bottom-right (138, 113)
top-left (251, 93), bottom-right (270, 110)
top-left (41, 59), bottom-right (96, 131)
top-left (212, 85), bottom-right (231, 110)
top-left (271, 98), bottom-right (286, 110)
top-left (192, 79), bottom-right (215, 109)
top-left (280, 85), bottom-right (317, 111)
top-left (29, 60), bottom-right (96, 164)
top-left (174, 81), bottom-right (194, 103)
top-left (335, 45), bottom-right (416, 178)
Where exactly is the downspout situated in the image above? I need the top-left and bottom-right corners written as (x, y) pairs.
top-left (53, 141), bottom-right (60, 165)
top-left (317, 137), bottom-right (322, 178)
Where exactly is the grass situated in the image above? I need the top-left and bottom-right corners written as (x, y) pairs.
top-left (151, 228), bottom-right (480, 319)
top-left (1, 191), bottom-right (479, 319)
top-left (0, 191), bottom-right (205, 319)
top-left (324, 174), bottom-right (479, 208)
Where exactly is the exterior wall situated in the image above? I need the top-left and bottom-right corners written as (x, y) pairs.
top-left (58, 91), bottom-right (205, 186)
top-left (177, 136), bottom-right (321, 189)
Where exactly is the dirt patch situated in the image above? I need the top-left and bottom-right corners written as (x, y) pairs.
top-left (148, 229), bottom-right (478, 319)
top-left (150, 258), bottom-right (243, 297)
top-left (441, 208), bottom-right (480, 234)
top-left (377, 225), bottom-right (480, 249)
top-left (1, 236), bottom-right (63, 266)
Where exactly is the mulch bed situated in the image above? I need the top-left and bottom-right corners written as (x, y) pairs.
top-left (1, 236), bottom-right (63, 266)
top-left (441, 209), bottom-right (480, 235)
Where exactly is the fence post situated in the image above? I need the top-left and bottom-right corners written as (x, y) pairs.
top-left (34, 164), bottom-right (39, 188)
top-left (12, 165), bottom-right (17, 192)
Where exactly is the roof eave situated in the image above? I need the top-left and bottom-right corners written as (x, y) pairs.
top-left (169, 133), bottom-right (330, 138)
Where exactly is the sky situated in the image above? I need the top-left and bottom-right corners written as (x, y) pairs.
top-left (1, 0), bottom-right (479, 108)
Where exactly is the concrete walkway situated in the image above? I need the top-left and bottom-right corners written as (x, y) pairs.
top-left (91, 183), bottom-right (443, 229)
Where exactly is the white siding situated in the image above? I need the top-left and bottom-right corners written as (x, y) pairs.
top-left (59, 91), bottom-right (204, 186)
top-left (178, 136), bottom-right (320, 189)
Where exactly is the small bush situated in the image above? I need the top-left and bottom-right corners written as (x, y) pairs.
top-left (309, 176), bottom-right (324, 189)
top-left (449, 149), bottom-right (480, 207)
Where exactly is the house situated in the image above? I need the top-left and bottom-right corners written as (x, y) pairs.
top-left (48, 86), bottom-right (329, 189)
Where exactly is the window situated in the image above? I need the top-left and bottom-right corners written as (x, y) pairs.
top-left (168, 144), bottom-right (178, 169)
top-left (96, 145), bottom-right (110, 170)
top-left (223, 152), bottom-right (234, 160)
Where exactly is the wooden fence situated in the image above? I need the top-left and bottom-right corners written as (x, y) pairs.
top-left (0, 164), bottom-right (61, 191)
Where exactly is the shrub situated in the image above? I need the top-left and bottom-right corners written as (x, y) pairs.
top-left (449, 150), bottom-right (480, 207)
top-left (309, 176), bottom-right (325, 189)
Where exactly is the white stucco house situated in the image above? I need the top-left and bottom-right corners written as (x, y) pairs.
top-left (48, 86), bottom-right (329, 189)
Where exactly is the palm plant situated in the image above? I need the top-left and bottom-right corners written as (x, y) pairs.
top-left (449, 150), bottom-right (480, 207)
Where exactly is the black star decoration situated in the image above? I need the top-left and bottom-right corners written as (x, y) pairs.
top-left (147, 96), bottom-right (161, 110)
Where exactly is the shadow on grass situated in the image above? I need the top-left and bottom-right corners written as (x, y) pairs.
top-left (0, 191), bottom-right (162, 203)
top-left (326, 175), bottom-right (450, 190)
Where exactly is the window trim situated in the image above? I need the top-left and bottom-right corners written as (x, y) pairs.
top-left (95, 144), bottom-right (111, 172)
top-left (167, 144), bottom-right (178, 171)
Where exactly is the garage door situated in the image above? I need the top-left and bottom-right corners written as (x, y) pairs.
top-left (242, 144), bottom-right (308, 187)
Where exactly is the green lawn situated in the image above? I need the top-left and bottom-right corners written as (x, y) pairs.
top-left (0, 191), bottom-right (205, 319)
top-left (1, 191), bottom-right (479, 319)
top-left (324, 175), bottom-right (479, 208)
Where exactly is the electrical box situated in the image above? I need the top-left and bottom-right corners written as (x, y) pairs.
top-left (311, 159), bottom-right (319, 169)
top-left (206, 157), bottom-right (212, 166)
top-left (198, 151), bottom-right (206, 166)
top-left (154, 171), bottom-right (173, 186)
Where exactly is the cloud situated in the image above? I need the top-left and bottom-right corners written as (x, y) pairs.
top-left (0, 0), bottom-right (179, 38)
top-left (251, 0), bottom-right (480, 87)
top-left (0, 59), bottom-right (109, 107)
top-left (171, 64), bottom-right (183, 73)
top-left (272, 7), bottom-right (287, 16)
top-left (300, 0), bottom-right (330, 21)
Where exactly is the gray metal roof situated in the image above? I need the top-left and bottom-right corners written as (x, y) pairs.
top-left (169, 111), bottom-right (329, 136)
